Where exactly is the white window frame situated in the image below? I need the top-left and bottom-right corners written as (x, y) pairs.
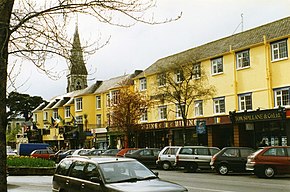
top-left (106, 94), bottom-right (110, 107)
top-left (194, 100), bottom-right (203, 116)
top-left (33, 114), bottom-right (37, 123)
top-left (96, 114), bottom-right (101, 126)
top-left (140, 78), bottom-right (147, 91)
top-left (274, 87), bottom-right (290, 107)
top-left (43, 111), bottom-right (48, 121)
top-left (76, 115), bottom-right (83, 124)
top-left (236, 50), bottom-right (250, 69)
top-left (193, 63), bottom-right (201, 79)
top-left (158, 106), bottom-right (167, 120)
top-left (176, 103), bottom-right (185, 118)
top-left (96, 96), bottom-right (101, 109)
top-left (176, 70), bottom-right (184, 83)
top-left (271, 39), bottom-right (288, 61)
top-left (53, 109), bottom-right (58, 119)
top-left (141, 109), bottom-right (148, 122)
top-left (157, 73), bottom-right (166, 87)
top-left (65, 107), bottom-right (71, 118)
top-left (211, 57), bottom-right (223, 75)
top-left (111, 90), bottom-right (120, 105)
top-left (75, 98), bottom-right (83, 111)
top-left (213, 97), bottom-right (225, 114)
top-left (238, 93), bottom-right (252, 111)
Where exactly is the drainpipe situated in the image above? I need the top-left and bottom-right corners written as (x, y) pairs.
top-left (264, 35), bottom-right (273, 108)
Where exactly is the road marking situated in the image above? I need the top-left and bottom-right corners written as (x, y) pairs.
top-left (186, 186), bottom-right (235, 192)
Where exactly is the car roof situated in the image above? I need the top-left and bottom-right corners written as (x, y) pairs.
top-left (65, 156), bottom-right (137, 164)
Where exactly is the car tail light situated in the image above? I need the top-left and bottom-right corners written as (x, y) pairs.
top-left (211, 154), bottom-right (217, 162)
top-left (176, 155), bottom-right (179, 162)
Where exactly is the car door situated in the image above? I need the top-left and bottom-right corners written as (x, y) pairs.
top-left (221, 148), bottom-right (241, 171)
top-left (193, 148), bottom-right (211, 169)
top-left (80, 163), bottom-right (104, 192)
top-left (68, 161), bottom-right (87, 192)
top-left (267, 147), bottom-right (289, 174)
top-left (139, 149), bottom-right (155, 166)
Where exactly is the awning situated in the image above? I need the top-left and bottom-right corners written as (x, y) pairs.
top-left (91, 128), bottom-right (107, 134)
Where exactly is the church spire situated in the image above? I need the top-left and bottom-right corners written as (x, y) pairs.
top-left (66, 24), bottom-right (88, 93)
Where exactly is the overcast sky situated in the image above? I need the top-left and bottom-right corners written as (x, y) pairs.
top-left (14, 0), bottom-right (290, 100)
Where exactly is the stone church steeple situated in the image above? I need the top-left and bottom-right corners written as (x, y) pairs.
top-left (66, 25), bottom-right (88, 93)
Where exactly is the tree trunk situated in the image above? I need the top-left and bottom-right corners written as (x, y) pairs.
top-left (0, 1), bottom-right (14, 192)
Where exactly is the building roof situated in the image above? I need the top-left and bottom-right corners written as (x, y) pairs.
top-left (136, 16), bottom-right (290, 78)
top-left (94, 74), bottom-right (131, 94)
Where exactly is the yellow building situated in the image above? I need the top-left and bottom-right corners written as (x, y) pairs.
top-left (133, 16), bottom-right (290, 148)
top-left (33, 16), bottom-right (290, 150)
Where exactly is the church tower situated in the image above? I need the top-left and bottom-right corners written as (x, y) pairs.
top-left (66, 25), bottom-right (88, 93)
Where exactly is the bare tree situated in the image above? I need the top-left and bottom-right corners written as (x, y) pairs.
top-left (155, 56), bottom-right (216, 145)
top-left (0, 1), bottom-right (181, 191)
top-left (110, 79), bottom-right (150, 148)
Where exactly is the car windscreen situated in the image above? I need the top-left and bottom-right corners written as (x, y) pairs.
top-left (99, 161), bottom-right (157, 184)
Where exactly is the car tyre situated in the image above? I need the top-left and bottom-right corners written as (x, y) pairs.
top-left (217, 164), bottom-right (229, 175)
top-left (263, 166), bottom-right (275, 178)
top-left (162, 162), bottom-right (171, 170)
top-left (185, 163), bottom-right (197, 173)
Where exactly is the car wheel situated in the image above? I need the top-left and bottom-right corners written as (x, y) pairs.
top-left (186, 163), bottom-right (197, 172)
top-left (162, 162), bottom-right (171, 170)
top-left (263, 166), bottom-right (275, 178)
top-left (218, 164), bottom-right (229, 175)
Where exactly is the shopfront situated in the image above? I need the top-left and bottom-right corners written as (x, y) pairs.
top-left (229, 108), bottom-right (289, 148)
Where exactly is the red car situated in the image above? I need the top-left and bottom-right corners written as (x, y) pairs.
top-left (116, 148), bottom-right (138, 157)
top-left (30, 149), bottom-right (55, 160)
top-left (246, 146), bottom-right (290, 178)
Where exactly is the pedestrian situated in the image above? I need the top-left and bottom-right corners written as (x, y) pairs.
top-left (258, 139), bottom-right (268, 147)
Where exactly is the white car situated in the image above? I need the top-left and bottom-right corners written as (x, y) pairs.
top-left (156, 146), bottom-right (181, 170)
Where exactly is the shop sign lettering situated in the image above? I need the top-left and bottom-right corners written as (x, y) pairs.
top-left (234, 111), bottom-right (282, 123)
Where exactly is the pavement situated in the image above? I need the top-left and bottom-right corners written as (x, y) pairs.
top-left (8, 176), bottom-right (52, 192)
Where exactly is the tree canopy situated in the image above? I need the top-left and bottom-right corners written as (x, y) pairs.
top-left (0, 1), bottom-right (180, 191)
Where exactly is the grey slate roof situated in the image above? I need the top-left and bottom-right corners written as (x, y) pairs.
top-left (94, 74), bottom-right (131, 94)
top-left (136, 16), bottom-right (290, 78)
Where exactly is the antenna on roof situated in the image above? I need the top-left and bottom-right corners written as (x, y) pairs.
top-left (232, 13), bottom-right (244, 35)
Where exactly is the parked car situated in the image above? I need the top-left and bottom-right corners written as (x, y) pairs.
top-left (101, 149), bottom-right (121, 156)
top-left (156, 146), bottom-right (181, 170)
top-left (246, 146), bottom-right (290, 178)
top-left (68, 149), bottom-right (92, 157)
top-left (52, 156), bottom-right (188, 192)
top-left (82, 149), bottom-right (106, 156)
top-left (116, 148), bottom-right (139, 157)
top-left (125, 148), bottom-right (161, 168)
top-left (56, 149), bottom-right (76, 162)
top-left (210, 147), bottom-right (255, 175)
top-left (30, 149), bottom-right (55, 160)
top-left (175, 146), bottom-right (220, 172)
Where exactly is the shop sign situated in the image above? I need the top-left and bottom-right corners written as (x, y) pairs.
top-left (196, 120), bottom-right (206, 134)
top-left (231, 109), bottom-right (284, 123)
